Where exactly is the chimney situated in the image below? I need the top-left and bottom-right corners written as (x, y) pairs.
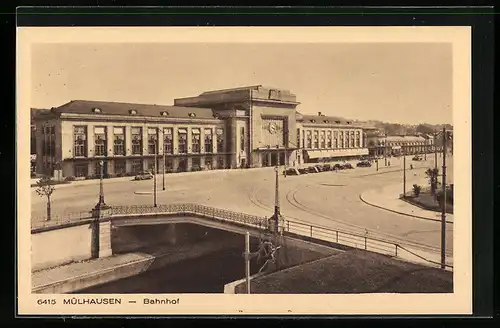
top-left (318, 111), bottom-right (322, 116)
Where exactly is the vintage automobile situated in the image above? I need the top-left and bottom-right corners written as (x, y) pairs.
top-left (283, 168), bottom-right (300, 176)
top-left (412, 156), bottom-right (423, 161)
top-left (297, 168), bottom-right (309, 174)
top-left (356, 161), bottom-right (372, 167)
top-left (342, 163), bottom-right (354, 169)
top-left (134, 171), bottom-right (154, 180)
top-left (322, 164), bottom-right (332, 171)
top-left (332, 163), bottom-right (343, 171)
top-left (306, 166), bottom-right (318, 173)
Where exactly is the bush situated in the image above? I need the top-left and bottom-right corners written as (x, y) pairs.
top-left (412, 184), bottom-right (422, 197)
top-left (65, 176), bottom-right (76, 181)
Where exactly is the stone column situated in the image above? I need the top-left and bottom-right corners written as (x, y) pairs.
top-left (229, 117), bottom-right (238, 169)
top-left (90, 205), bottom-right (112, 259)
top-left (166, 224), bottom-right (177, 245)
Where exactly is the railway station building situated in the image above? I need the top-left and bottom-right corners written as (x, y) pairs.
top-left (34, 85), bottom-right (370, 178)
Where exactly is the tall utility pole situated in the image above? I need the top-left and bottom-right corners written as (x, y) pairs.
top-left (153, 139), bottom-right (157, 207)
top-left (162, 130), bottom-right (166, 191)
top-left (384, 133), bottom-right (388, 166)
top-left (434, 131), bottom-right (438, 171)
top-left (245, 232), bottom-right (251, 294)
top-left (440, 128), bottom-right (447, 269)
top-left (403, 152), bottom-right (406, 198)
top-left (274, 145), bottom-right (280, 234)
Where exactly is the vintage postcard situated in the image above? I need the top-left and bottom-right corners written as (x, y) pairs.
top-left (17, 26), bottom-right (472, 316)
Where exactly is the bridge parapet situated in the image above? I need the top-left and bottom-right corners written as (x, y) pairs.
top-left (110, 203), bottom-right (271, 231)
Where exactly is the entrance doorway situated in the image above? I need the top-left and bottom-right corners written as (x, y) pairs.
top-left (178, 158), bottom-right (188, 172)
top-left (240, 158), bottom-right (246, 168)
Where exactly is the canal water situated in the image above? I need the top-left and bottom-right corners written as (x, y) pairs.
top-left (74, 245), bottom-right (261, 294)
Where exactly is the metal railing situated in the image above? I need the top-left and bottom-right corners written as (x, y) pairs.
top-left (110, 203), bottom-right (269, 229)
top-left (30, 203), bottom-right (453, 270)
top-left (283, 219), bottom-right (399, 257)
top-left (31, 211), bottom-right (93, 230)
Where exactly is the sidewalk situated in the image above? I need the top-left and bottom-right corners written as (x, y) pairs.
top-left (360, 180), bottom-right (454, 224)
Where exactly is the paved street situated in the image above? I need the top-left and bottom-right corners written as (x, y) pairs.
top-left (31, 155), bottom-right (454, 255)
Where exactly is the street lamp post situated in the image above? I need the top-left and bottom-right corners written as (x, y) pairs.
top-left (162, 129), bottom-right (166, 191)
top-left (402, 152), bottom-right (406, 198)
top-left (98, 160), bottom-right (105, 206)
top-left (434, 131), bottom-right (438, 171)
top-left (153, 139), bottom-right (158, 207)
top-left (384, 133), bottom-right (388, 166)
top-left (274, 145), bottom-right (280, 234)
top-left (440, 128), bottom-right (448, 269)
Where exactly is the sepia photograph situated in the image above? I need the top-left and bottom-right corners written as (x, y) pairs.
top-left (17, 26), bottom-right (472, 315)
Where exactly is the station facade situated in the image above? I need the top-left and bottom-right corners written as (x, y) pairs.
top-left (34, 85), bottom-right (370, 178)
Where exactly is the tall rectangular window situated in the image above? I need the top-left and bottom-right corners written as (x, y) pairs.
top-left (320, 131), bottom-right (326, 148)
top-left (216, 128), bottom-right (224, 153)
top-left (43, 125), bottom-right (56, 157)
top-left (327, 131), bottom-right (332, 148)
top-left (204, 129), bottom-right (213, 153)
top-left (163, 128), bottom-right (173, 154)
top-left (74, 163), bottom-right (88, 177)
top-left (73, 126), bottom-right (87, 157)
top-left (148, 128), bottom-right (158, 154)
top-left (306, 131), bottom-right (312, 148)
top-left (350, 131), bottom-right (355, 148)
top-left (240, 127), bottom-right (245, 151)
top-left (114, 159), bottom-right (126, 175)
top-left (131, 159), bottom-right (143, 173)
top-left (333, 131), bottom-right (338, 148)
top-left (94, 126), bottom-right (107, 156)
top-left (178, 128), bottom-right (187, 153)
top-left (297, 129), bottom-right (301, 148)
top-left (113, 127), bottom-right (125, 155)
top-left (356, 131), bottom-right (361, 148)
top-left (131, 127), bottom-right (142, 155)
top-left (339, 131), bottom-right (344, 148)
top-left (192, 128), bottom-right (201, 153)
top-left (313, 131), bottom-right (319, 148)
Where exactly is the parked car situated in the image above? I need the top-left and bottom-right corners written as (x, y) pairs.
top-left (322, 164), bottom-right (332, 171)
top-left (134, 171), bottom-right (154, 180)
top-left (306, 166), bottom-right (318, 173)
top-left (356, 161), bottom-right (372, 167)
top-left (298, 168), bottom-right (308, 174)
top-left (342, 163), bottom-right (354, 169)
top-left (412, 156), bottom-right (423, 161)
top-left (314, 165), bottom-right (324, 172)
top-left (283, 168), bottom-right (300, 176)
top-left (332, 163), bottom-right (343, 171)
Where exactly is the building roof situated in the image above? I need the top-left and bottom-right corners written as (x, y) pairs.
top-left (385, 135), bottom-right (427, 142)
top-left (200, 85), bottom-right (263, 95)
top-left (51, 100), bottom-right (217, 119)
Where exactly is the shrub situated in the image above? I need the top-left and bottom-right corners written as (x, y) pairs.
top-left (65, 176), bottom-right (75, 181)
top-left (412, 184), bottom-right (422, 197)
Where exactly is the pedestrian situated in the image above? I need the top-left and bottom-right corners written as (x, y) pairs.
top-left (388, 160), bottom-right (391, 166)
top-left (410, 164), bottom-right (413, 170)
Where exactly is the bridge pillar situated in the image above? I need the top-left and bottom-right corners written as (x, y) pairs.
top-left (166, 224), bottom-right (177, 245)
top-left (90, 205), bottom-right (113, 259)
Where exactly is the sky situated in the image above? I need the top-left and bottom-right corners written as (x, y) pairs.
top-left (31, 42), bottom-right (453, 125)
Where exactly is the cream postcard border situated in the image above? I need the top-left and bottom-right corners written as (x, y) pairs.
top-left (17, 26), bottom-right (472, 315)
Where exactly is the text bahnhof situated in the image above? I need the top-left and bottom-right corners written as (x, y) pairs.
top-left (33, 85), bottom-right (433, 178)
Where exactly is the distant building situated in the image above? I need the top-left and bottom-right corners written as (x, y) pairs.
top-left (367, 133), bottom-right (435, 157)
top-left (34, 85), bottom-right (370, 178)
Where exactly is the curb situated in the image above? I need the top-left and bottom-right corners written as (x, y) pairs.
top-left (359, 193), bottom-right (453, 224)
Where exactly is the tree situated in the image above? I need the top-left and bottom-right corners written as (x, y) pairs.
top-left (425, 168), bottom-right (439, 196)
top-left (35, 175), bottom-right (56, 221)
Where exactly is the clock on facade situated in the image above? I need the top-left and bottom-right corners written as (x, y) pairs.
top-left (268, 122), bottom-right (277, 134)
